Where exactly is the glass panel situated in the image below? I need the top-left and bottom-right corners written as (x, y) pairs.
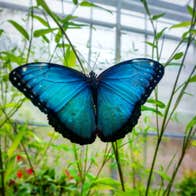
top-left (121, 9), bottom-right (145, 30)
top-left (121, 31), bottom-right (145, 60)
top-left (92, 4), bottom-right (116, 24)
top-left (91, 26), bottom-right (115, 73)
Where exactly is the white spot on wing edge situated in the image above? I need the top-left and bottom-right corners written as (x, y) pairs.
top-left (150, 61), bottom-right (154, 66)
top-left (22, 67), bottom-right (27, 72)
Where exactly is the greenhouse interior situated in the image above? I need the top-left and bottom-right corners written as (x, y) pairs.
top-left (0, 0), bottom-right (195, 195)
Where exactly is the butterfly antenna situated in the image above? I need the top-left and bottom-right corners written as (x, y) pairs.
top-left (76, 49), bottom-right (92, 73)
top-left (92, 53), bottom-right (100, 72)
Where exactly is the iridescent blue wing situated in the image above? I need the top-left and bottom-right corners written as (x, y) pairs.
top-left (97, 58), bottom-right (164, 142)
top-left (9, 63), bottom-right (96, 144)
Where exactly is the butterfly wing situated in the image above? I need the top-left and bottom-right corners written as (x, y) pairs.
top-left (9, 63), bottom-right (96, 144)
top-left (97, 58), bottom-right (164, 142)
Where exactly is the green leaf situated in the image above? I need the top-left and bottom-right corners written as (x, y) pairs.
top-left (36, 0), bottom-right (60, 23)
top-left (33, 28), bottom-right (58, 37)
top-left (72, 0), bottom-right (78, 5)
top-left (183, 29), bottom-right (196, 39)
top-left (147, 98), bottom-right (166, 108)
top-left (8, 20), bottom-right (29, 40)
top-left (186, 116), bottom-right (196, 131)
top-left (115, 190), bottom-right (140, 196)
top-left (155, 170), bottom-right (171, 181)
top-left (64, 46), bottom-right (76, 67)
top-left (191, 140), bottom-right (196, 146)
top-left (171, 21), bottom-right (191, 29)
top-left (7, 128), bottom-right (26, 158)
top-left (187, 5), bottom-right (193, 16)
top-left (33, 15), bottom-right (49, 27)
top-left (80, 1), bottom-right (112, 13)
top-left (0, 29), bottom-right (4, 36)
top-left (166, 62), bottom-right (181, 67)
top-left (42, 35), bottom-right (50, 43)
top-left (156, 27), bottom-right (167, 40)
top-left (172, 52), bottom-right (183, 60)
top-left (91, 177), bottom-right (121, 190)
top-left (189, 75), bottom-right (196, 83)
top-left (62, 15), bottom-right (78, 24)
top-left (145, 41), bottom-right (157, 48)
top-left (55, 30), bottom-right (62, 43)
top-left (141, 105), bottom-right (163, 116)
top-left (151, 13), bottom-right (165, 20)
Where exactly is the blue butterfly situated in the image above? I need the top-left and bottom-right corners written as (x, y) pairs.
top-left (9, 58), bottom-right (164, 145)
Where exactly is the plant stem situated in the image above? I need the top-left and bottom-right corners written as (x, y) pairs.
top-left (112, 142), bottom-right (125, 192)
top-left (0, 140), bottom-right (5, 196)
top-left (26, 6), bottom-right (34, 63)
top-left (38, 1), bottom-right (85, 73)
top-left (164, 127), bottom-right (196, 195)
top-left (145, 3), bottom-right (195, 194)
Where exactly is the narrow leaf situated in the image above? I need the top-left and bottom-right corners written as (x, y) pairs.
top-left (172, 52), bottom-right (183, 60)
top-left (72, 0), bottom-right (78, 5)
top-left (55, 30), bottom-right (62, 43)
top-left (141, 105), bottom-right (163, 116)
top-left (33, 15), bottom-right (49, 27)
top-left (155, 170), bottom-right (171, 181)
top-left (8, 20), bottom-right (29, 40)
top-left (80, 1), bottom-right (112, 13)
top-left (42, 35), bottom-right (50, 43)
top-left (91, 177), bottom-right (121, 190)
top-left (33, 28), bottom-right (57, 37)
top-left (189, 75), bottom-right (196, 83)
top-left (62, 15), bottom-right (78, 24)
top-left (171, 21), bottom-right (191, 29)
top-left (151, 13), bottom-right (165, 20)
top-left (7, 129), bottom-right (26, 158)
top-left (147, 98), bottom-right (166, 108)
top-left (36, 0), bottom-right (60, 22)
top-left (187, 5), bottom-right (193, 16)
top-left (186, 116), bottom-right (196, 132)
top-left (0, 29), bottom-right (4, 36)
top-left (145, 41), bottom-right (157, 48)
top-left (64, 46), bottom-right (76, 67)
top-left (156, 27), bottom-right (167, 40)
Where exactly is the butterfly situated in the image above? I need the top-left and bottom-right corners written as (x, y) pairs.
top-left (9, 58), bottom-right (164, 145)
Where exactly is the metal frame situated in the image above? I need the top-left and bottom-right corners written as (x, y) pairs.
top-left (14, 120), bottom-right (196, 140)
top-left (0, 1), bottom-right (187, 42)
top-left (92, 0), bottom-right (191, 21)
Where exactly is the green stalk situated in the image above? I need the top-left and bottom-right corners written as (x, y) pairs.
top-left (164, 65), bottom-right (196, 128)
top-left (37, 0), bottom-right (85, 73)
top-left (0, 140), bottom-right (5, 196)
top-left (26, 6), bottom-right (34, 63)
top-left (112, 142), bottom-right (125, 192)
top-left (164, 128), bottom-right (196, 195)
top-left (86, 144), bottom-right (111, 196)
top-left (96, 143), bottom-right (111, 177)
top-left (1, 107), bottom-right (36, 178)
top-left (145, 3), bottom-right (195, 195)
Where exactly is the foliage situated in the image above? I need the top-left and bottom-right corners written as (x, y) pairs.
top-left (0, 0), bottom-right (195, 195)
top-left (177, 171), bottom-right (196, 196)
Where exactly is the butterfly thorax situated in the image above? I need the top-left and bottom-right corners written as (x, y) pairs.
top-left (89, 71), bottom-right (98, 104)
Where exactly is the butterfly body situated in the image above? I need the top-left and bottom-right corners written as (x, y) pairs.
top-left (9, 58), bottom-right (164, 145)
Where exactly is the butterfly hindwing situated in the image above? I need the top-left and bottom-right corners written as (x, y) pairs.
top-left (9, 63), bottom-right (96, 144)
top-left (97, 58), bottom-right (164, 142)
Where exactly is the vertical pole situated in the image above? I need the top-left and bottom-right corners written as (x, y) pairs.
top-left (144, 13), bottom-right (148, 57)
top-left (115, 0), bottom-right (121, 63)
top-left (88, 2), bottom-right (93, 67)
top-left (111, 0), bottom-right (122, 184)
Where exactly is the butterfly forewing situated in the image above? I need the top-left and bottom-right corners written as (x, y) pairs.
top-left (9, 63), bottom-right (96, 144)
top-left (96, 58), bottom-right (164, 142)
